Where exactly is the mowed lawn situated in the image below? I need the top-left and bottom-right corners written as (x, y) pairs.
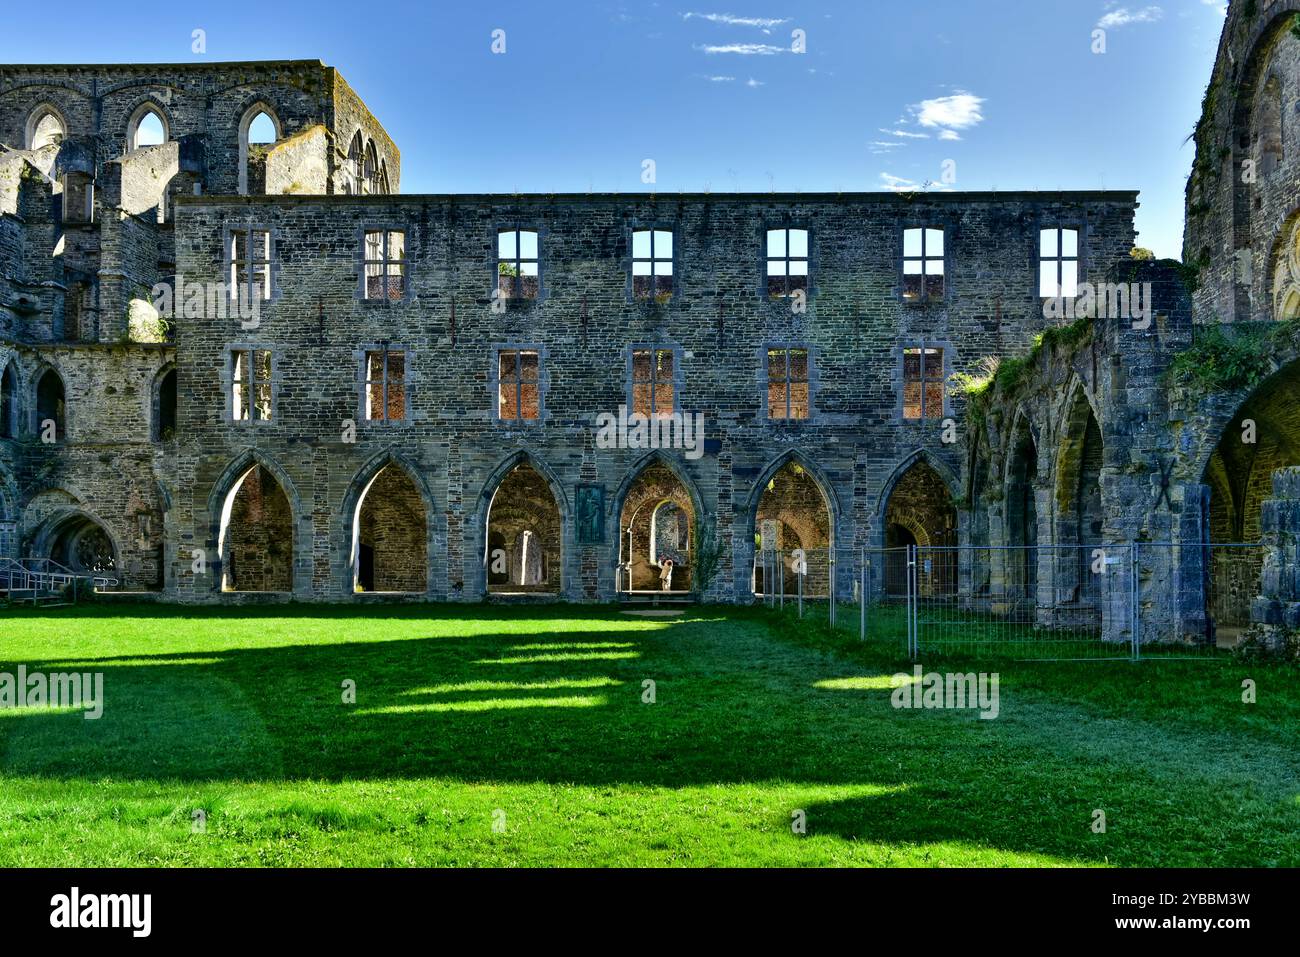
top-left (0, 600), bottom-right (1298, 867)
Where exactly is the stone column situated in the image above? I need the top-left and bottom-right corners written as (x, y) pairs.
top-left (1250, 467), bottom-right (1300, 650)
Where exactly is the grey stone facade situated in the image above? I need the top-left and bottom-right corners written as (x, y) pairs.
top-left (4, 12), bottom-right (1299, 639)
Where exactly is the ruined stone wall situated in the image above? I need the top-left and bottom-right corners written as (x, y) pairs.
top-left (159, 189), bottom-right (1135, 603)
top-left (1184, 0), bottom-right (1300, 324)
top-left (330, 70), bottom-right (399, 194)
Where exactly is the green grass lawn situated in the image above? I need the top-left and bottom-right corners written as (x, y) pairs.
top-left (0, 600), bottom-right (1296, 867)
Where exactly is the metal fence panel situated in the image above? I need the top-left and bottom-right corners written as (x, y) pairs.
top-left (757, 542), bottom-right (1263, 663)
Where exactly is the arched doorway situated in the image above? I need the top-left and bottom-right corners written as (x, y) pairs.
top-left (752, 458), bottom-right (833, 597)
top-left (1202, 358), bottom-right (1300, 641)
top-left (350, 463), bottom-right (427, 593)
top-left (217, 463), bottom-right (293, 592)
top-left (617, 459), bottom-right (696, 594)
top-left (484, 460), bottom-right (563, 594)
top-left (883, 457), bottom-right (957, 597)
top-left (1054, 387), bottom-right (1104, 609)
top-left (41, 512), bottom-right (119, 581)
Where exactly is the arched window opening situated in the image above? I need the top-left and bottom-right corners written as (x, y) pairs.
top-left (154, 367), bottom-right (177, 442)
top-left (348, 132), bottom-right (363, 189)
top-left (351, 463), bottom-right (427, 593)
top-left (247, 112), bottom-right (277, 144)
top-left (35, 369), bottom-right (65, 441)
top-left (47, 514), bottom-right (118, 579)
top-left (363, 141), bottom-right (378, 195)
top-left (884, 458), bottom-right (957, 597)
top-left (238, 105), bottom-right (281, 195)
top-left (617, 461), bottom-right (695, 594)
top-left (28, 108), bottom-right (65, 150)
top-left (0, 361), bottom-right (18, 439)
top-left (131, 107), bottom-right (166, 150)
top-left (752, 459), bottom-right (832, 597)
top-left (218, 464), bottom-right (293, 592)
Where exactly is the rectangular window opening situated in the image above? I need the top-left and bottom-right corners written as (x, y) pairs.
top-left (229, 229), bottom-right (273, 302)
top-left (766, 228), bottom-right (809, 299)
top-left (767, 347), bottom-right (810, 420)
top-left (364, 348), bottom-right (407, 422)
top-left (631, 347), bottom-right (675, 417)
top-left (902, 226), bottom-right (945, 302)
top-left (903, 345), bottom-right (944, 420)
top-left (497, 229), bottom-right (540, 300)
top-left (498, 348), bottom-right (541, 421)
top-left (363, 229), bottom-right (407, 300)
top-left (231, 348), bottom-right (272, 422)
top-left (632, 229), bottom-right (673, 303)
top-left (1039, 227), bottom-right (1080, 298)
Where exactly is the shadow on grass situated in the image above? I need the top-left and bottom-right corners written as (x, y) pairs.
top-left (2, 601), bottom-right (1300, 865)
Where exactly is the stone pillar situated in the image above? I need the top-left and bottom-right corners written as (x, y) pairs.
top-left (1250, 467), bottom-right (1300, 649)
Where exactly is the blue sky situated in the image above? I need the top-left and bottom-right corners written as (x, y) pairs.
top-left (1, 0), bottom-right (1228, 258)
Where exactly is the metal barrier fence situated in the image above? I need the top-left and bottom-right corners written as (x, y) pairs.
top-left (756, 543), bottom-right (1265, 661)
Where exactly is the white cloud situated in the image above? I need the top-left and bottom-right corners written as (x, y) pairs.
top-left (701, 74), bottom-right (736, 82)
top-left (880, 128), bottom-right (929, 139)
top-left (912, 92), bottom-right (985, 130)
top-left (879, 172), bottom-right (919, 192)
top-left (695, 42), bottom-right (785, 54)
top-left (683, 12), bottom-right (790, 28)
top-left (938, 129), bottom-right (961, 141)
top-left (745, 77), bottom-right (765, 87)
top-left (1097, 6), bottom-right (1163, 29)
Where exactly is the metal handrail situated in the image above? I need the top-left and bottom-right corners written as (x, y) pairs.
top-left (0, 556), bottom-right (119, 602)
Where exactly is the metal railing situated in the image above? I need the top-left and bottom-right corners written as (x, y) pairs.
top-left (757, 543), bottom-right (1262, 661)
top-left (0, 557), bottom-right (119, 604)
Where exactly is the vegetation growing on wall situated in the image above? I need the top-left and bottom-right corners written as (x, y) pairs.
top-left (1166, 320), bottom-right (1300, 395)
top-left (952, 314), bottom-right (1096, 427)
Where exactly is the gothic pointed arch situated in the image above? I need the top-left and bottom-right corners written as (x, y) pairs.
top-left (341, 449), bottom-right (433, 594)
top-left (475, 450), bottom-right (568, 596)
top-left (209, 449), bottom-right (301, 593)
top-left (613, 451), bottom-right (706, 594)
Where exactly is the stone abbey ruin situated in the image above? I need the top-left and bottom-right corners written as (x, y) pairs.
top-left (3, 0), bottom-right (1300, 651)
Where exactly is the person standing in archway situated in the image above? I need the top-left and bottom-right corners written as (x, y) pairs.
top-left (659, 558), bottom-right (674, 592)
